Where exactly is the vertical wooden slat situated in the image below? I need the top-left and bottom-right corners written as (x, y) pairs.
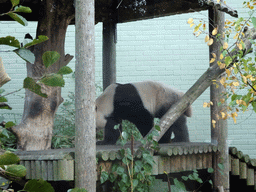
top-left (20, 160), bottom-right (25, 166)
top-left (47, 161), bottom-right (53, 181)
top-left (196, 154), bottom-right (203, 170)
top-left (35, 161), bottom-right (41, 179)
top-left (31, 161), bottom-right (36, 179)
top-left (58, 160), bottom-right (74, 180)
top-left (247, 168), bottom-right (254, 186)
top-left (231, 157), bottom-right (239, 176)
top-left (25, 161), bottom-right (31, 179)
top-left (53, 161), bottom-right (58, 181)
top-left (180, 155), bottom-right (186, 172)
top-left (41, 161), bottom-right (48, 180)
top-left (152, 156), bottom-right (159, 175)
top-left (239, 162), bottom-right (247, 179)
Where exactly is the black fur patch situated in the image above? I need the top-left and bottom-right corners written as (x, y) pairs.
top-left (114, 83), bottom-right (154, 137)
top-left (29, 98), bottom-right (43, 118)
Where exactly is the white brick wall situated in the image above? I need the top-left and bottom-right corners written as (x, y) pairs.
top-left (1, 0), bottom-right (256, 157)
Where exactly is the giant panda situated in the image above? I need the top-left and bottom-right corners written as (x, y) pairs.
top-left (96, 81), bottom-right (192, 145)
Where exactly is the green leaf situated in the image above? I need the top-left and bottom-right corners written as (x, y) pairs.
top-left (23, 179), bottom-right (55, 192)
top-left (10, 0), bottom-right (20, 7)
top-left (116, 166), bottom-right (125, 175)
top-left (23, 77), bottom-right (47, 98)
top-left (5, 121), bottom-right (15, 128)
top-left (0, 97), bottom-right (7, 102)
top-left (42, 51), bottom-right (60, 69)
top-left (7, 13), bottom-right (27, 26)
top-left (0, 151), bottom-right (20, 165)
top-left (40, 74), bottom-right (65, 87)
top-left (6, 164), bottom-right (26, 177)
top-left (100, 171), bottom-right (108, 184)
top-left (207, 167), bottom-right (214, 173)
top-left (14, 5), bottom-right (32, 13)
top-left (57, 66), bottom-right (73, 75)
top-left (13, 48), bottom-right (35, 63)
top-left (252, 17), bottom-right (256, 30)
top-left (24, 35), bottom-right (49, 48)
top-left (0, 36), bottom-right (20, 48)
top-left (218, 163), bottom-right (225, 170)
top-left (181, 176), bottom-right (188, 181)
top-left (1, 129), bottom-right (9, 138)
top-left (209, 179), bottom-right (213, 185)
top-left (132, 179), bottom-right (139, 188)
top-left (252, 101), bottom-right (256, 113)
top-left (173, 178), bottom-right (186, 191)
top-left (225, 56), bottom-right (232, 66)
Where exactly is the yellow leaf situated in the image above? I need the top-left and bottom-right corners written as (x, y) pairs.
top-left (212, 28), bottom-right (218, 35)
top-left (203, 102), bottom-right (208, 108)
top-left (194, 26), bottom-right (200, 33)
top-left (225, 69), bottom-right (231, 77)
top-left (233, 81), bottom-right (239, 86)
top-left (210, 101), bottom-right (213, 106)
top-left (242, 75), bottom-right (247, 84)
top-left (233, 33), bottom-right (239, 39)
top-left (223, 42), bottom-right (228, 49)
top-left (219, 76), bottom-right (226, 85)
top-left (196, 31), bottom-right (202, 37)
top-left (187, 18), bottom-right (194, 24)
top-left (218, 61), bottom-right (226, 69)
top-left (212, 53), bottom-right (216, 58)
top-left (190, 23), bottom-right (195, 28)
top-left (205, 35), bottom-right (209, 42)
top-left (220, 54), bottom-right (224, 60)
top-left (220, 112), bottom-right (225, 118)
top-left (207, 38), bottom-right (214, 46)
top-left (212, 120), bottom-right (216, 128)
top-left (237, 43), bottom-right (243, 50)
top-left (217, 0), bottom-right (220, 2)
top-left (210, 58), bottom-right (215, 63)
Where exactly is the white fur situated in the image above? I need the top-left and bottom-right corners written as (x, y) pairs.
top-left (96, 83), bottom-right (117, 129)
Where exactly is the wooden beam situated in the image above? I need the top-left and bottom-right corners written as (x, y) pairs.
top-left (209, 3), bottom-right (229, 191)
top-left (103, 21), bottom-right (117, 90)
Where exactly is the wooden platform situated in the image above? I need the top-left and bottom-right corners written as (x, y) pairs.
top-left (14, 142), bottom-right (217, 181)
top-left (14, 142), bottom-right (256, 190)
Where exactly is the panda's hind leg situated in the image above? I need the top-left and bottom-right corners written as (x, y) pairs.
top-left (171, 115), bottom-right (190, 142)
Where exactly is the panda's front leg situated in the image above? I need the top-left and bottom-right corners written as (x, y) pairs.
top-left (96, 117), bottom-right (120, 145)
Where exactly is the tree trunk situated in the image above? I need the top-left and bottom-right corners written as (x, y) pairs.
top-left (209, 5), bottom-right (229, 192)
top-left (75, 0), bottom-right (96, 190)
top-left (11, 0), bottom-right (75, 151)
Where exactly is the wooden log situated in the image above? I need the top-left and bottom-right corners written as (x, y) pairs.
top-left (24, 161), bottom-right (31, 179)
top-left (239, 162), bottom-right (247, 179)
top-left (173, 156), bottom-right (181, 173)
top-left (229, 155), bottom-right (231, 172)
top-left (241, 154), bottom-right (250, 163)
top-left (229, 147), bottom-right (238, 156)
top-left (158, 157), bottom-right (166, 174)
top-left (20, 160), bottom-right (25, 166)
top-left (202, 153), bottom-right (207, 169)
top-left (41, 161), bottom-right (48, 180)
top-left (58, 160), bottom-right (74, 180)
top-left (206, 153), bottom-right (212, 168)
top-left (236, 151), bottom-right (243, 159)
top-left (109, 151), bottom-right (117, 161)
top-left (231, 157), bottom-right (239, 176)
top-left (247, 168), bottom-right (254, 186)
top-left (191, 154), bottom-right (197, 170)
top-left (47, 161), bottom-right (53, 181)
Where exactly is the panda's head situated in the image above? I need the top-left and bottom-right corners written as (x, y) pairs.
top-left (95, 84), bottom-right (117, 130)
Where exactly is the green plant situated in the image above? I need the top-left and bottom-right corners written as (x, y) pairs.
top-left (100, 120), bottom-right (158, 192)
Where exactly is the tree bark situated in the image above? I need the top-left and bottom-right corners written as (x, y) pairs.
top-left (10, 0), bottom-right (75, 151)
top-left (209, 5), bottom-right (229, 192)
top-left (144, 27), bottom-right (256, 147)
top-left (75, 0), bottom-right (96, 190)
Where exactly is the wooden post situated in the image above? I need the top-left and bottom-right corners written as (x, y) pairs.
top-left (209, 4), bottom-right (229, 192)
top-left (75, 0), bottom-right (96, 190)
top-left (103, 21), bottom-right (116, 90)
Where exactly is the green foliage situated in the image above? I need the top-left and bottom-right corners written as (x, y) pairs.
top-left (57, 66), bottom-right (73, 75)
top-left (13, 48), bottom-right (35, 64)
top-left (23, 77), bottom-right (47, 98)
top-left (0, 36), bottom-right (20, 48)
top-left (6, 164), bottom-right (26, 177)
top-left (42, 51), bottom-right (60, 69)
top-left (0, 151), bottom-right (19, 165)
top-left (21, 179), bottom-right (55, 192)
top-left (23, 35), bottom-right (49, 49)
top-left (40, 74), bottom-right (65, 87)
top-left (7, 12), bottom-right (27, 26)
top-left (100, 120), bottom-right (158, 192)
